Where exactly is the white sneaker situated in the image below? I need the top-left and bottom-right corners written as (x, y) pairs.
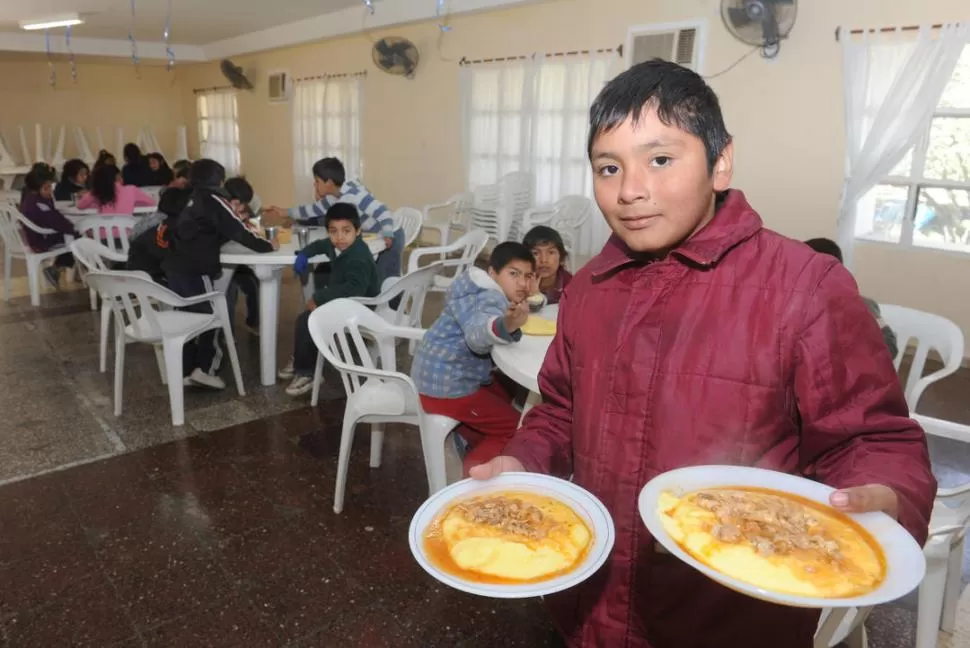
top-left (184, 368), bottom-right (226, 390)
top-left (278, 358), bottom-right (295, 380)
top-left (285, 375), bottom-right (314, 397)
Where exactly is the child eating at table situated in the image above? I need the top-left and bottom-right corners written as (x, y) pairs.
top-left (278, 202), bottom-right (380, 397)
top-left (410, 242), bottom-right (535, 475)
top-left (54, 159), bottom-right (90, 202)
top-left (523, 225), bottom-right (573, 305)
top-left (223, 176), bottom-right (261, 336)
top-left (77, 164), bottom-right (155, 215)
top-left (470, 59), bottom-right (935, 648)
top-left (162, 159), bottom-right (276, 390)
top-left (18, 168), bottom-right (79, 289)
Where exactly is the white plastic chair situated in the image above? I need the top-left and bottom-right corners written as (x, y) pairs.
top-left (310, 263), bottom-right (443, 406)
top-left (70, 239), bottom-right (128, 373)
top-left (75, 215), bottom-right (137, 257)
top-left (879, 304), bottom-right (964, 410)
top-left (392, 207), bottom-right (424, 249)
top-left (911, 414), bottom-right (970, 648)
top-left (814, 607), bottom-right (870, 647)
top-left (0, 204), bottom-right (73, 306)
top-left (406, 229), bottom-right (489, 295)
top-left (421, 193), bottom-right (472, 247)
top-left (307, 299), bottom-right (459, 514)
top-left (85, 270), bottom-right (245, 427)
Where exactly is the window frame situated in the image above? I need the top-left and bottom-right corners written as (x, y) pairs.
top-left (856, 54), bottom-right (970, 255)
top-left (195, 89), bottom-right (241, 175)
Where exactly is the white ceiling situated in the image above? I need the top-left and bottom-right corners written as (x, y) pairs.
top-left (0, 0), bottom-right (363, 45)
top-left (0, 0), bottom-right (541, 60)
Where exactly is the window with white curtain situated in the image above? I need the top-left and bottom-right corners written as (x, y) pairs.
top-left (195, 89), bottom-right (241, 176)
top-left (461, 54), bottom-right (617, 204)
top-left (855, 45), bottom-right (970, 253)
top-left (291, 74), bottom-right (364, 204)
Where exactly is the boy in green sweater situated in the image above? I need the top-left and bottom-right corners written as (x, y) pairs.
top-left (279, 202), bottom-right (380, 396)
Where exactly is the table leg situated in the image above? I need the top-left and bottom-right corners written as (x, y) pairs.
top-left (253, 266), bottom-right (282, 386)
top-left (518, 391), bottom-right (541, 427)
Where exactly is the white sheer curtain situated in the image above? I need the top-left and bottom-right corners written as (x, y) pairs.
top-left (838, 22), bottom-right (970, 269)
top-left (196, 90), bottom-right (240, 175)
top-left (291, 75), bottom-right (364, 204)
top-left (460, 52), bottom-right (619, 256)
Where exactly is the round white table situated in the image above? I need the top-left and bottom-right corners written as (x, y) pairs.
top-left (220, 233), bottom-right (386, 386)
top-left (491, 305), bottom-right (559, 395)
top-left (57, 203), bottom-right (156, 225)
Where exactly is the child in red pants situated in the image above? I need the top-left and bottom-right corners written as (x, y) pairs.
top-left (410, 242), bottom-right (536, 474)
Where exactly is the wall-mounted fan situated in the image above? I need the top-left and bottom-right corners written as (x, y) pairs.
top-left (220, 59), bottom-right (254, 90)
top-left (721, 0), bottom-right (797, 59)
top-left (372, 37), bottom-right (419, 78)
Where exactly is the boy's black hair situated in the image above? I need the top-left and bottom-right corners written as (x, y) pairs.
top-left (189, 158), bottom-right (227, 189)
top-left (325, 202), bottom-right (361, 229)
top-left (172, 159), bottom-right (191, 180)
top-left (804, 237), bottom-right (844, 264)
top-left (24, 169), bottom-right (53, 192)
top-left (123, 142), bottom-right (142, 164)
top-left (489, 242), bottom-right (536, 272)
top-left (60, 159), bottom-right (89, 186)
top-left (311, 157), bottom-right (346, 187)
top-left (224, 176), bottom-right (254, 204)
top-left (158, 186), bottom-right (193, 219)
top-left (523, 225), bottom-right (568, 260)
top-left (588, 59), bottom-right (732, 173)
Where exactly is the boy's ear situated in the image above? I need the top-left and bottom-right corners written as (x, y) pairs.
top-left (712, 140), bottom-right (734, 191)
top-left (487, 267), bottom-right (499, 280)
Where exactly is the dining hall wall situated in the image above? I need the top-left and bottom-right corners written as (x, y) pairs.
top-left (0, 55), bottom-right (186, 164)
top-left (178, 0), bottom-right (970, 346)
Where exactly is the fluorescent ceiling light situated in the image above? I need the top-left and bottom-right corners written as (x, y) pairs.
top-left (19, 15), bottom-right (83, 31)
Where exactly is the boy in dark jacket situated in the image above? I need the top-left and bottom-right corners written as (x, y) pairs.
top-left (279, 202), bottom-right (380, 397)
top-left (126, 186), bottom-right (193, 284)
top-left (162, 159), bottom-right (276, 390)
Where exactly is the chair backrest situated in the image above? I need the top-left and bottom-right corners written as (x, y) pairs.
top-left (361, 262), bottom-right (441, 328)
top-left (71, 237), bottom-right (127, 270)
top-left (85, 270), bottom-right (177, 342)
top-left (75, 215), bottom-right (137, 257)
top-left (393, 207), bottom-right (423, 248)
top-left (307, 298), bottom-right (417, 401)
top-left (0, 205), bottom-right (26, 254)
top-left (453, 229), bottom-right (489, 266)
top-left (879, 304), bottom-right (964, 404)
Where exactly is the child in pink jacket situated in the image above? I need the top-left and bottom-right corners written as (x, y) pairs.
top-left (77, 164), bottom-right (155, 215)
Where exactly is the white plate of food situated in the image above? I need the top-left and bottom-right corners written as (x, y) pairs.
top-left (409, 472), bottom-right (615, 599)
top-left (638, 465), bottom-right (925, 608)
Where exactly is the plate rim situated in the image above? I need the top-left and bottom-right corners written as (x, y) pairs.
top-left (408, 472), bottom-right (616, 599)
top-left (638, 465), bottom-right (926, 608)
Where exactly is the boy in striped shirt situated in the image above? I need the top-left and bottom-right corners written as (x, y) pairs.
top-left (265, 157), bottom-right (403, 280)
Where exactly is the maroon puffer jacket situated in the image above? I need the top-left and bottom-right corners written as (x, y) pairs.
top-left (505, 189), bottom-right (935, 648)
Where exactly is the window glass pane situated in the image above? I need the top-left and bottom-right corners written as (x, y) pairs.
top-left (913, 187), bottom-right (970, 252)
top-left (939, 46), bottom-right (970, 109)
top-left (854, 184), bottom-right (909, 243)
top-left (923, 117), bottom-right (970, 183)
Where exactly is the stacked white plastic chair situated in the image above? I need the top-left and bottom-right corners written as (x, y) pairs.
top-left (421, 193), bottom-right (472, 247)
top-left (470, 171), bottom-right (535, 244)
top-left (520, 195), bottom-right (592, 271)
top-left (406, 229), bottom-right (489, 295)
top-left (0, 204), bottom-right (72, 306)
top-left (85, 270), bottom-right (245, 427)
top-left (308, 298), bottom-right (459, 514)
top-left (391, 206), bottom-right (424, 249)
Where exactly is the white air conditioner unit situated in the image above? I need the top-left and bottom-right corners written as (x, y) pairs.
top-left (268, 70), bottom-right (289, 103)
top-left (626, 21), bottom-right (705, 72)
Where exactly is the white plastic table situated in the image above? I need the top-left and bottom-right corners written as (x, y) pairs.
top-left (58, 203), bottom-right (156, 225)
top-left (220, 234), bottom-right (386, 386)
top-left (490, 305), bottom-right (559, 395)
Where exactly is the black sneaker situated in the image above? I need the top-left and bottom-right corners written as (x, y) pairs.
top-left (42, 266), bottom-right (61, 290)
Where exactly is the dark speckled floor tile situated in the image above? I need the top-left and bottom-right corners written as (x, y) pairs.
top-left (141, 596), bottom-right (278, 647)
top-left (1, 578), bottom-right (137, 647)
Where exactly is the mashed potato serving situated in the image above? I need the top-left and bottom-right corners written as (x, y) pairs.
top-left (424, 491), bottom-right (592, 583)
top-left (657, 487), bottom-right (885, 598)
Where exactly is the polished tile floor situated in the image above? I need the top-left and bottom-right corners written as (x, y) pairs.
top-left (1, 258), bottom-right (970, 646)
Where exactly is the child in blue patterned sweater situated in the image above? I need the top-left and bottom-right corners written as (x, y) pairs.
top-left (411, 242), bottom-right (536, 475)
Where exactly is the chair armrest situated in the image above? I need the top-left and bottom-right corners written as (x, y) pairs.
top-left (408, 244), bottom-right (458, 273)
top-left (910, 365), bottom-right (963, 411)
top-left (150, 289), bottom-right (224, 309)
top-left (937, 482), bottom-right (970, 499)
top-left (382, 324), bottom-right (426, 341)
top-left (17, 217), bottom-right (57, 235)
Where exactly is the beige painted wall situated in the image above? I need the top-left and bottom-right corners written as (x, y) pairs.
top-left (0, 56), bottom-right (185, 163)
top-left (175, 0), bottom-right (970, 337)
